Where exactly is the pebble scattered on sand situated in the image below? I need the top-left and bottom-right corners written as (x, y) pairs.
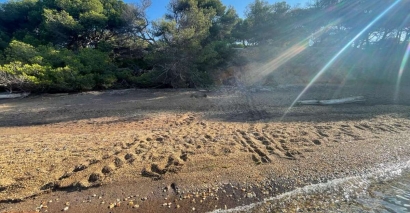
top-left (246, 192), bottom-right (256, 198)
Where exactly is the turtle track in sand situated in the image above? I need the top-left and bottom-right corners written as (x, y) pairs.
top-left (2, 111), bottom-right (409, 203)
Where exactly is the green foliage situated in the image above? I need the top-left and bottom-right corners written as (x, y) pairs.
top-left (40, 46), bottom-right (119, 91)
top-left (55, 0), bottom-right (104, 17)
top-left (150, 0), bottom-right (239, 87)
top-left (0, 0), bottom-right (242, 90)
top-left (5, 40), bottom-right (43, 64)
top-left (0, 30), bottom-right (10, 50)
top-left (0, 0), bottom-right (41, 32)
top-left (131, 70), bottom-right (164, 88)
top-left (0, 40), bottom-right (121, 92)
top-left (0, 61), bottom-right (46, 92)
top-left (238, 0), bottom-right (292, 45)
top-left (5, 0), bottom-right (406, 91)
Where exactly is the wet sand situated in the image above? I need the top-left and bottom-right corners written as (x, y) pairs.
top-left (1, 84), bottom-right (410, 212)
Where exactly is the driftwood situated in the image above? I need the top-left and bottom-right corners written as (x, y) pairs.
top-left (0, 92), bottom-right (30, 99)
top-left (297, 96), bottom-right (365, 105)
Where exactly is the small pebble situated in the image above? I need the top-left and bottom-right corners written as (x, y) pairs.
top-left (108, 203), bottom-right (115, 209)
top-left (176, 204), bottom-right (181, 209)
top-left (92, 194), bottom-right (97, 197)
top-left (192, 207), bottom-right (196, 211)
top-left (128, 201), bottom-right (134, 206)
top-left (63, 206), bottom-right (69, 211)
top-left (133, 204), bottom-right (140, 208)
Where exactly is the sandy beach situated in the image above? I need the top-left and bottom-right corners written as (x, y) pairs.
top-left (1, 84), bottom-right (410, 212)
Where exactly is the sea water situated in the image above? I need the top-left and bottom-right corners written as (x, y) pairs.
top-left (213, 161), bottom-right (410, 213)
top-left (336, 169), bottom-right (410, 213)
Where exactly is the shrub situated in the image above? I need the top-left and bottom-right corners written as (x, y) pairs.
top-left (0, 61), bottom-right (46, 92)
top-left (0, 40), bottom-right (120, 92)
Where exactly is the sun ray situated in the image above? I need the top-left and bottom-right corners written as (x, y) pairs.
top-left (281, 0), bottom-right (402, 120)
top-left (394, 41), bottom-right (410, 102)
top-left (250, 20), bottom-right (341, 84)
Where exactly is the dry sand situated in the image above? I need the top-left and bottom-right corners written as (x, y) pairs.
top-left (0, 84), bottom-right (410, 212)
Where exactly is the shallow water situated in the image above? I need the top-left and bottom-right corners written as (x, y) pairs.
top-left (213, 161), bottom-right (410, 213)
top-left (338, 170), bottom-right (410, 213)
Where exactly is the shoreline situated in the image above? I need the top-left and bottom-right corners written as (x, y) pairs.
top-left (2, 149), bottom-right (410, 213)
top-left (213, 160), bottom-right (410, 213)
top-left (1, 85), bottom-right (410, 212)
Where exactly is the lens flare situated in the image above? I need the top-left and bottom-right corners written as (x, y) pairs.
top-left (250, 42), bottom-right (308, 84)
top-left (250, 20), bottom-right (341, 84)
top-left (395, 42), bottom-right (410, 102)
top-left (281, 0), bottom-right (401, 120)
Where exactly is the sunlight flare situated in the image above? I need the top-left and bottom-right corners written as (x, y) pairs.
top-left (395, 41), bottom-right (410, 101)
top-left (250, 42), bottom-right (308, 84)
top-left (281, 0), bottom-right (402, 120)
top-left (250, 21), bottom-right (341, 84)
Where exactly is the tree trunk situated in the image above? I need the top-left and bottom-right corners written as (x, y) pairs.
top-left (404, 31), bottom-right (410, 45)
top-left (396, 30), bottom-right (402, 44)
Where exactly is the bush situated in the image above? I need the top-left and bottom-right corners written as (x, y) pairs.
top-left (0, 61), bottom-right (46, 92)
top-left (130, 70), bottom-right (165, 88)
top-left (0, 40), bottom-right (121, 92)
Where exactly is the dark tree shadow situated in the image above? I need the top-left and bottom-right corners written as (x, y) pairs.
top-left (1, 85), bottom-right (410, 128)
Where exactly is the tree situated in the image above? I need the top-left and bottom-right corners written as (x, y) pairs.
top-left (148, 0), bottom-right (238, 87)
top-left (0, 62), bottom-right (44, 92)
top-left (0, 65), bottom-right (30, 93)
top-left (236, 0), bottom-right (291, 46)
